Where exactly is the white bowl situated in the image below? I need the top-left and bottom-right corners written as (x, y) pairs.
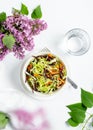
top-left (20, 51), bottom-right (69, 100)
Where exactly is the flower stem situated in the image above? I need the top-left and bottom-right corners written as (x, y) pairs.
top-left (82, 114), bottom-right (93, 130)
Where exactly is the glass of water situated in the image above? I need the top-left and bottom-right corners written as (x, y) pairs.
top-left (63, 28), bottom-right (91, 56)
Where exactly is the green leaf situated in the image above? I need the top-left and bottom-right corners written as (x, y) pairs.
top-left (81, 89), bottom-right (93, 108)
top-left (92, 121), bottom-right (93, 127)
top-left (0, 112), bottom-right (9, 129)
top-left (0, 12), bottom-right (6, 22)
top-left (2, 34), bottom-right (15, 49)
top-left (31, 5), bottom-right (42, 19)
top-left (67, 118), bottom-right (79, 127)
top-left (67, 103), bottom-right (87, 112)
top-left (69, 109), bottom-right (86, 123)
top-left (20, 3), bottom-right (29, 15)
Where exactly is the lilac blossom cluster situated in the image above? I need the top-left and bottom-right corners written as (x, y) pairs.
top-left (9, 108), bottom-right (50, 130)
top-left (0, 15), bottom-right (47, 60)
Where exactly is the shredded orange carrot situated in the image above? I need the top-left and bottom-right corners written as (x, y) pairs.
top-left (56, 64), bottom-right (59, 69)
top-left (57, 77), bottom-right (62, 81)
top-left (46, 81), bottom-right (52, 86)
top-left (59, 63), bottom-right (63, 69)
top-left (48, 53), bottom-right (54, 58)
top-left (34, 73), bottom-right (40, 77)
top-left (27, 64), bottom-right (32, 71)
top-left (50, 69), bottom-right (59, 75)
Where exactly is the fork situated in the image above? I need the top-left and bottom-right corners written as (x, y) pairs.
top-left (40, 47), bottom-right (51, 53)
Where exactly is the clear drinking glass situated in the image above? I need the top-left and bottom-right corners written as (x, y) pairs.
top-left (63, 28), bottom-right (91, 56)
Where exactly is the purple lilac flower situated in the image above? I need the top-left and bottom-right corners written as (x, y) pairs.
top-left (0, 47), bottom-right (9, 61)
top-left (9, 109), bottom-right (50, 130)
top-left (0, 14), bottom-right (47, 60)
top-left (30, 19), bottom-right (47, 35)
top-left (0, 33), bottom-right (4, 48)
top-left (13, 44), bottom-right (25, 59)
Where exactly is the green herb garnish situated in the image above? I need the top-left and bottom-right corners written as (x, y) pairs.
top-left (0, 112), bottom-right (9, 129)
top-left (0, 12), bottom-right (6, 22)
top-left (31, 5), bottom-right (42, 19)
top-left (66, 89), bottom-right (93, 130)
top-left (2, 34), bottom-right (15, 49)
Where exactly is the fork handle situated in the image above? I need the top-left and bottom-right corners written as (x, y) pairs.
top-left (67, 77), bottom-right (78, 89)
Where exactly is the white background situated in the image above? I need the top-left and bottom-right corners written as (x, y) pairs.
top-left (0, 0), bottom-right (93, 130)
